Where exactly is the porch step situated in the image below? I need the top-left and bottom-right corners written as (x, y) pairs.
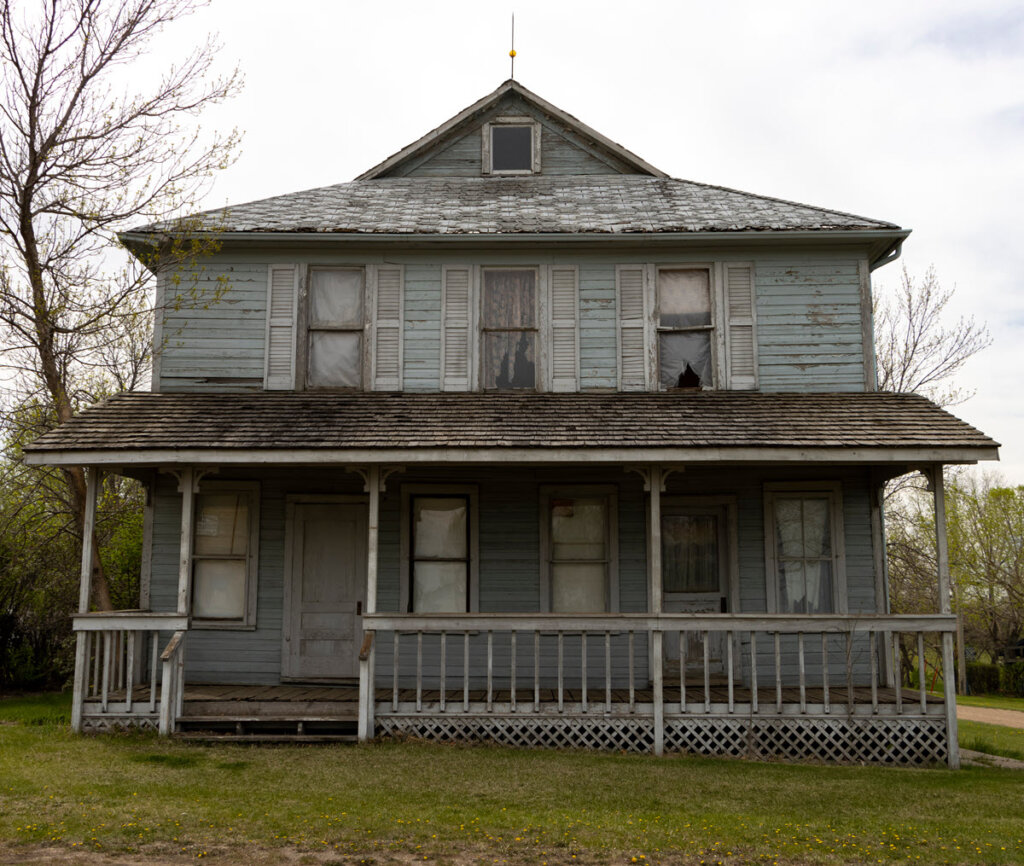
top-left (175, 716), bottom-right (358, 742)
top-left (175, 732), bottom-right (358, 744)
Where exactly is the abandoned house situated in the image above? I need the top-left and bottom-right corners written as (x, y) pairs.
top-left (24, 80), bottom-right (999, 765)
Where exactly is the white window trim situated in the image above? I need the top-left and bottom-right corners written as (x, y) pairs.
top-left (191, 480), bottom-right (260, 630)
top-left (303, 265), bottom-right (370, 390)
top-left (400, 484), bottom-right (480, 613)
top-left (763, 481), bottom-right (847, 615)
top-left (540, 485), bottom-right (619, 613)
top-left (479, 265), bottom-right (545, 392)
top-left (482, 116), bottom-right (542, 175)
top-left (652, 262), bottom-right (723, 390)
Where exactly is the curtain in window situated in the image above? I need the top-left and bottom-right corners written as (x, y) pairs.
top-left (550, 497), bottom-right (607, 613)
top-left (412, 497), bottom-right (468, 612)
top-left (775, 497), bottom-right (832, 614)
top-left (193, 493), bottom-right (249, 620)
top-left (662, 514), bottom-right (719, 593)
top-left (482, 270), bottom-right (536, 389)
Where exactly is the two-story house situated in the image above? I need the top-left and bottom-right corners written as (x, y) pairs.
top-left (24, 80), bottom-right (998, 765)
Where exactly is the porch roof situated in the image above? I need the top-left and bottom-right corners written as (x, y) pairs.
top-left (22, 391), bottom-right (999, 467)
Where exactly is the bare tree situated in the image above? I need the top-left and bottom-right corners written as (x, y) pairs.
top-left (0, 0), bottom-right (240, 608)
top-left (874, 264), bottom-right (990, 408)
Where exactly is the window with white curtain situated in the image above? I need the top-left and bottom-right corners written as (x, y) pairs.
top-left (764, 484), bottom-right (845, 614)
top-left (542, 487), bottom-right (618, 613)
top-left (657, 267), bottom-right (714, 389)
top-left (307, 268), bottom-right (365, 388)
top-left (481, 268), bottom-right (537, 389)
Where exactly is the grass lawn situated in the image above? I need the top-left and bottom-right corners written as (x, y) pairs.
top-left (957, 694), bottom-right (1024, 713)
top-left (959, 720), bottom-right (1024, 763)
top-left (2, 694), bottom-right (1023, 865)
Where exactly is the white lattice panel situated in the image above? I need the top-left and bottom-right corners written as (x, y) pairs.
top-left (380, 715), bottom-right (655, 753)
top-left (663, 717), bottom-right (948, 765)
top-left (81, 716), bottom-right (159, 733)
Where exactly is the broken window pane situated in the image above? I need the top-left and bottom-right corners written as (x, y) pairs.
top-left (658, 331), bottom-right (711, 388)
top-left (483, 270), bottom-right (536, 328)
top-left (659, 269), bottom-right (711, 328)
top-left (484, 331), bottom-right (536, 389)
top-left (662, 514), bottom-right (719, 593)
top-left (491, 126), bottom-right (532, 171)
top-left (308, 331), bottom-right (362, 388)
top-left (310, 269), bottom-right (363, 325)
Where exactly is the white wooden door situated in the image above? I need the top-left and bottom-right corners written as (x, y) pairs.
top-left (283, 502), bottom-right (367, 681)
top-left (661, 505), bottom-right (729, 676)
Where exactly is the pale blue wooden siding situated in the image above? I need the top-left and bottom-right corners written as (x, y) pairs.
top-left (392, 93), bottom-right (632, 178)
top-left (147, 466), bottom-right (880, 686)
top-left (157, 263), bottom-right (268, 392)
top-left (579, 264), bottom-right (618, 390)
top-left (754, 259), bottom-right (866, 391)
top-left (402, 264), bottom-right (442, 391)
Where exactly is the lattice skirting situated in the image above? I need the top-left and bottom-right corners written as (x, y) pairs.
top-left (379, 715), bottom-right (655, 752)
top-left (81, 715), bottom-right (159, 733)
top-left (378, 714), bottom-right (948, 765)
top-left (663, 716), bottom-right (949, 765)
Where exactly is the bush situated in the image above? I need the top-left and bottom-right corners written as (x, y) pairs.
top-left (967, 662), bottom-right (1001, 695)
top-left (1000, 661), bottom-right (1024, 697)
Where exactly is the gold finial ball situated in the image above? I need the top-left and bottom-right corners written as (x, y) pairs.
top-left (509, 49), bottom-right (517, 58)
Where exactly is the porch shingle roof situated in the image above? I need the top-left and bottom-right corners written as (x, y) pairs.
top-left (23, 392), bottom-right (998, 460)
top-left (130, 176), bottom-right (898, 236)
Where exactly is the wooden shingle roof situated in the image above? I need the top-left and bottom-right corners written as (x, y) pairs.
top-left (22, 392), bottom-right (998, 467)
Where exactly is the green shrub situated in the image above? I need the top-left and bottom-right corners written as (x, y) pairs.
top-left (967, 662), bottom-right (1001, 695)
top-left (1000, 661), bottom-right (1024, 696)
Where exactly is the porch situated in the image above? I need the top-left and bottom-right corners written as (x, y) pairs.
top-left (73, 610), bottom-right (956, 764)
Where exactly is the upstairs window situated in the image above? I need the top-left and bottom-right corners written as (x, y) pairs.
top-left (483, 118), bottom-right (541, 175)
top-left (307, 268), bottom-right (365, 388)
top-left (657, 268), bottom-right (713, 389)
top-left (481, 268), bottom-right (537, 389)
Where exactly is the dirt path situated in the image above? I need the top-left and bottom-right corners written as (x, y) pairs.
top-left (957, 704), bottom-right (1024, 728)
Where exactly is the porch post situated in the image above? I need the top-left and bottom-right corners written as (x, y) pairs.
top-left (175, 467), bottom-right (196, 616)
top-left (359, 465), bottom-right (381, 742)
top-left (932, 465), bottom-right (960, 769)
top-left (870, 478), bottom-right (895, 687)
top-left (648, 466), bottom-right (664, 756)
top-left (71, 466), bottom-right (101, 733)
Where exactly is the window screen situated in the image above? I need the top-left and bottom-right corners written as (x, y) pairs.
top-left (411, 496), bottom-right (469, 612)
top-left (549, 497), bottom-right (608, 613)
top-left (307, 268), bottom-right (364, 388)
top-left (193, 492), bottom-right (251, 621)
top-left (491, 126), bottom-right (533, 172)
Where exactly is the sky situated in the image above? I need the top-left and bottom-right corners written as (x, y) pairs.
top-left (150, 0), bottom-right (1024, 480)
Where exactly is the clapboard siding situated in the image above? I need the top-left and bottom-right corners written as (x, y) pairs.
top-left (578, 263), bottom-right (618, 389)
top-left (148, 465), bottom-right (881, 686)
top-left (402, 264), bottom-right (442, 391)
top-left (754, 259), bottom-right (866, 392)
top-left (397, 92), bottom-right (630, 178)
top-left (157, 263), bottom-right (268, 392)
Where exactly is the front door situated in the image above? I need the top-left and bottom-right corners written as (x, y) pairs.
top-left (661, 504), bottom-right (730, 676)
top-left (283, 501), bottom-right (367, 681)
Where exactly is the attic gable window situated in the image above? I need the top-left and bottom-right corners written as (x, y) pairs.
top-left (483, 118), bottom-right (541, 175)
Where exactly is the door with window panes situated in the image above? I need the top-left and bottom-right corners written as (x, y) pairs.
top-left (661, 504), bottom-right (729, 675)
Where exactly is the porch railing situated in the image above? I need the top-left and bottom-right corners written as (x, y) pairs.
top-left (71, 612), bottom-right (189, 734)
top-left (360, 613), bottom-right (959, 765)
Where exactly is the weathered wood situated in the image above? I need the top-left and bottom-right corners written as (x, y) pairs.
top-left (73, 612), bottom-right (189, 631)
top-left (942, 632), bottom-right (960, 769)
top-left (175, 468), bottom-right (195, 616)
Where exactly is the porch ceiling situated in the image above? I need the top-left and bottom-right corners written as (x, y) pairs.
top-left (22, 391), bottom-right (999, 467)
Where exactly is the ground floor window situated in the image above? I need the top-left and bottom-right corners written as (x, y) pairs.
top-left (764, 483), bottom-right (846, 614)
top-left (191, 481), bottom-right (259, 627)
top-left (402, 486), bottom-right (478, 613)
top-left (541, 486), bottom-right (618, 613)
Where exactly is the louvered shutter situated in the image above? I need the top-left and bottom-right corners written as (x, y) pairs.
top-left (724, 263), bottom-right (757, 390)
top-left (617, 265), bottom-right (647, 390)
top-left (264, 264), bottom-right (298, 390)
top-left (373, 265), bottom-right (403, 390)
top-left (549, 266), bottom-right (578, 391)
top-left (441, 266), bottom-right (472, 391)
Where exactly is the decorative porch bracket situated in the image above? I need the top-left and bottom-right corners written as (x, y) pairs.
top-left (349, 464), bottom-right (404, 742)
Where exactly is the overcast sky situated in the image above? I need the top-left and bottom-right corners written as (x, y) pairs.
top-left (158, 0), bottom-right (1024, 480)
